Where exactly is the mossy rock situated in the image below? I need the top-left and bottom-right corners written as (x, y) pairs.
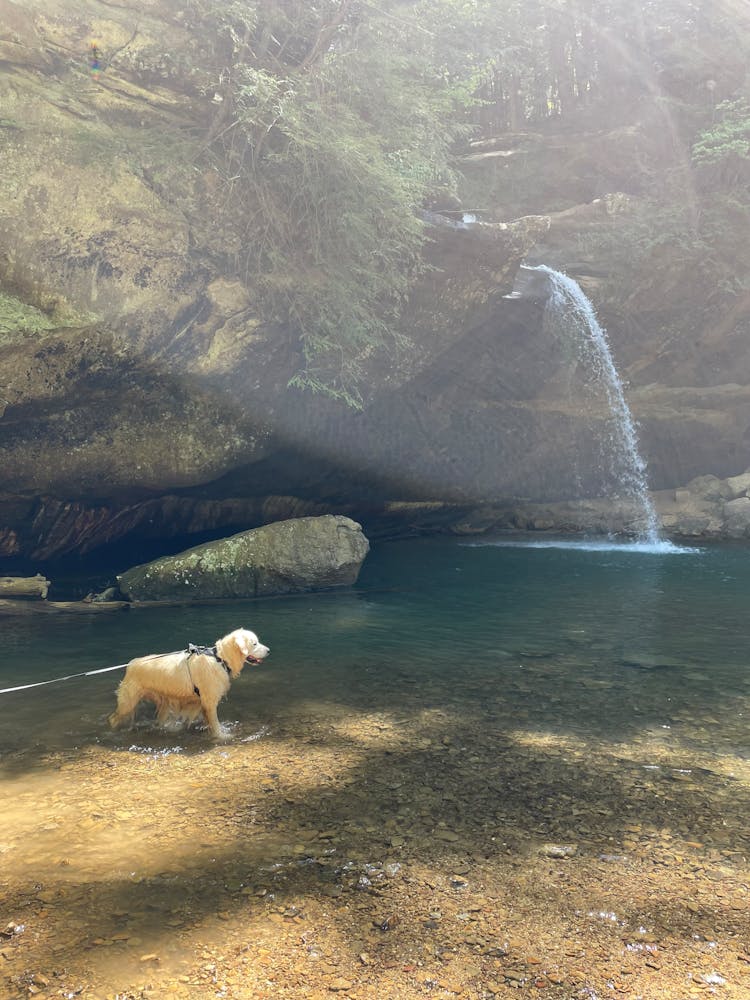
top-left (117, 515), bottom-right (370, 601)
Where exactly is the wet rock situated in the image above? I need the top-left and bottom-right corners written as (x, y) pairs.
top-left (619, 656), bottom-right (681, 671)
top-left (84, 585), bottom-right (121, 603)
top-left (540, 843), bottom-right (578, 858)
top-left (118, 515), bottom-right (369, 600)
top-left (435, 830), bottom-right (460, 843)
top-left (376, 914), bottom-right (400, 931)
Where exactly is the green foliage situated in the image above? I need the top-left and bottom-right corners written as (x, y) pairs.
top-left (0, 292), bottom-right (56, 343)
top-left (571, 174), bottom-right (750, 332)
top-left (693, 99), bottom-right (750, 174)
top-left (185, 0), bottom-right (488, 403)
top-left (170, 0), bottom-right (750, 400)
top-left (465, 0), bottom-right (745, 134)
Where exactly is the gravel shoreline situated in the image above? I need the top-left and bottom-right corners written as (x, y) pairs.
top-left (2, 689), bottom-right (750, 1000)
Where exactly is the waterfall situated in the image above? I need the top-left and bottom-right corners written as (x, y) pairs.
top-left (515, 264), bottom-right (661, 544)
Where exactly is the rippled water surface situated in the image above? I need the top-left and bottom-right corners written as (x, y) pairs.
top-left (2, 535), bottom-right (750, 755)
top-left (2, 536), bottom-right (750, 997)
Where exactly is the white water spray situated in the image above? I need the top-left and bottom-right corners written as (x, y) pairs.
top-left (516, 264), bottom-right (662, 544)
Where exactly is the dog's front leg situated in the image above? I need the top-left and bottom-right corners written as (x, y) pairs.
top-left (201, 700), bottom-right (226, 740)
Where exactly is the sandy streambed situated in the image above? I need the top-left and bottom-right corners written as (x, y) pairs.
top-left (2, 698), bottom-right (750, 1000)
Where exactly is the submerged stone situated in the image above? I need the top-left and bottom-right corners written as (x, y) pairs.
top-left (117, 515), bottom-right (369, 601)
top-left (540, 843), bottom-right (578, 858)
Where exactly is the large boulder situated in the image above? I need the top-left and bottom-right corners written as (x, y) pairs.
top-left (726, 470), bottom-right (750, 499)
top-left (724, 497), bottom-right (750, 538)
top-left (117, 515), bottom-right (369, 601)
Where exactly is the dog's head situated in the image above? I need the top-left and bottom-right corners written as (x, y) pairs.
top-left (216, 628), bottom-right (270, 677)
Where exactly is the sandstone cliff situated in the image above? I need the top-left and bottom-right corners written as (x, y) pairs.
top-left (1, 0), bottom-right (749, 563)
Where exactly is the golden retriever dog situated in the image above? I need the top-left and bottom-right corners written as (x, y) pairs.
top-left (109, 628), bottom-right (270, 739)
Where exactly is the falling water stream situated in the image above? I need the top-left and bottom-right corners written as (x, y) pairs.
top-left (509, 264), bottom-right (662, 545)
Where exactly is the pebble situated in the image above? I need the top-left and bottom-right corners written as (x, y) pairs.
top-left (437, 980), bottom-right (463, 994)
top-left (328, 977), bottom-right (354, 991)
top-left (703, 972), bottom-right (727, 986)
top-left (436, 831), bottom-right (460, 843)
top-left (540, 843), bottom-right (578, 858)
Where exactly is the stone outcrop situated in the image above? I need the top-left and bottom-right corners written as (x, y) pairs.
top-left (0, 1), bottom-right (546, 561)
top-left (117, 515), bottom-right (369, 601)
top-left (0, 493), bottom-right (338, 561)
top-left (451, 469), bottom-right (750, 541)
top-left (0, 0), bottom-right (278, 502)
top-left (0, 1), bottom-right (749, 562)
top-left (657, 473), bottom-right (750, 539)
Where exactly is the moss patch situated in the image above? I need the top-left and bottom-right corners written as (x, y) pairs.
top-left (0, 291), bottom-right (57, 342)
top-left (0, 291), bottom-right (99, 346)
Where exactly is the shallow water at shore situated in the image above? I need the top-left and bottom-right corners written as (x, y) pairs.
top-left (2, 536), bottom-right (750, 998)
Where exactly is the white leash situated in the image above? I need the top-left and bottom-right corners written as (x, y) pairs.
top-left (0, 662), bottom-right (129, 695)
top-left (0, 650), bottom-right (182, 696)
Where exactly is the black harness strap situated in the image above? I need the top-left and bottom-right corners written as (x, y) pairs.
top-left (185, 643), bottom-right (232, 695)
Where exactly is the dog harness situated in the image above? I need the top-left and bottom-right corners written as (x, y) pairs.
top-left (185, 643), bottom-right (232, 695)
